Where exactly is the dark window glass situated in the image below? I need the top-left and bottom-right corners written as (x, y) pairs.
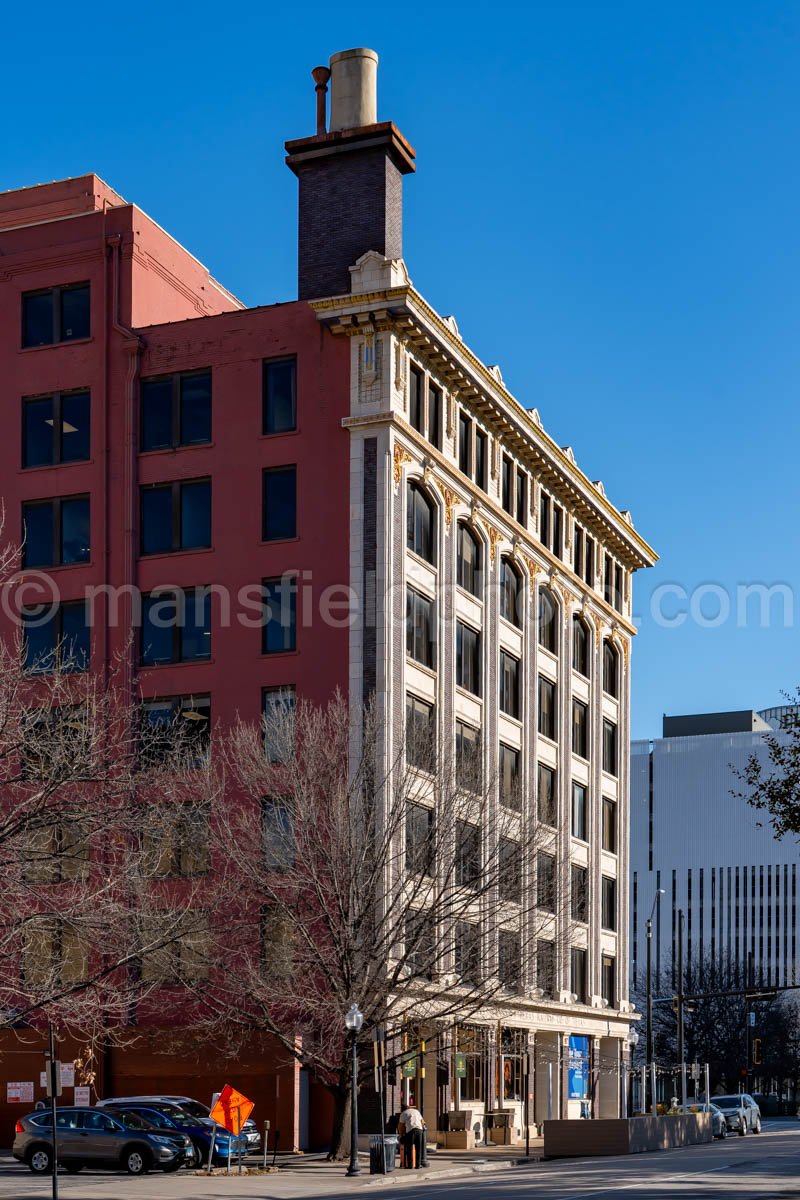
top-left (538, 676), bottom-right (556, 740)
top-left (60, 392), bottom-right (91, 463)
top-left (140, 486), bottom-right (173, 555)
top-left (537, 939), bottom-right (555, 998)
top-left (179, 373), bottom-right (211, 445)
top-left (406, 587), bottom-right (435, 668)
top-left (140, 695), bottom-right (211, 766)
top-left (571, 947), bottom-right (588, 1002)
top-left (602, 954), bottom-right (616, 1007)
top-left (22, 291), bottom-right (54, 348)
top-left (574, 527), bottom-right (584, 578)
top-left (537, 852), bottom-right (556, 912)
top-left (604, 555), bottom-right (614, 606)
top-left (603, 719), bottom-right (618, 776)
top-left (602, 798), bottom-right (617, 854)
top-left (498, 929), bottom-right (521, 991)
top-left (475, 429), bottom-right (487, 489)
top-left (22, 608), bottom-right (56, 674)
top-left (540, 493), bottom-right (551, 548)
top-left (406, 909), bottom-right (435, 980)
top-left (23, 392), bottom-right (90, 468)
top-left (456, 821), bottom-right (481, 889)
top-left (501, 455), bottom-right (512, 513)
top-left (458, 412), bottom-right (472, 475)
top-left (406, 481), bottom-right (434, 563)
top-left (59, 602), bottom-right (90, 672)
top-left (572, 699), bottom-right (588, 759)
top-left (406, 802), bottom-right (434, 876)
top-left (262, 797), bottom-right (296, 872)
top-left (455, 922), bottom-right (480, 984)
top-left (552, 504), bottom-right (563, 559)
top-left (602, 876), bottom-right (617, 931)
top-left (615, 564), bottom-right (624, 613)
top-left (572, 864), bottom-right (588, 922)
top-left (59, 285), bottom-right (90, 341)
top-left (499, 743), bottom-right (520, 811)
top-left (409, 366), bottom-right (424, 432)
top-left (516, 470), bottom-right (527, 526)
top-left (262, 467), bottom-right (296, 541)
top-left (263, 358), bottom-right (297, 435)
top-left (585, 536), bottom-right (595, 587)
top-left (22, 502), bottom-right (54, 568)
top-left (140, 378), bottom-right (173, 452)
top-left (537, 762), bottom-right (557, 825)
top-left (455, 720), bottom-right (481, 791)
top-left (262, 685), bottom-right (296, 763)
top-left (572, 782), bottom-right (588, 841)
top-left (500, 559), bottom-right (521, 627)
top-left (180, 480), bottom-right (212, 549)
top-left (573, 617), bottom-right (590, 677)
top-left (182, 588), bottom-right (212, 661)
top-left (23, 397), bottom-right (54, 467)
top-left (23, 497), bottom-right (90, 568)
top-left (457, 524), bottom-right (481, 596)
top-left (23, 602), bottom-right (89, 673)
top-left (263, 577), bottom-right (297, 654)
top-left (140, 480), bottom-right (211, 555)
top-left (141, 594), bottom-right (177, 666)
top-left (499, 650), bottom-right (520, 719)
top-left (456, 620), bottom-right (481, 696)
top-left (60, 498), bottom-right (90, 564)
top-left (498, 838), bottom-right (521, 903)
top-left (538, 588), bottom-right (558, 653)
top-left (141, 371), bottom-right (211, 451)
top-left (428, 384), bottom-right (441, 449)
top-left (603, 641), bottom-right (619, 697)
top-left (406, 694), bottom-right (435, 772)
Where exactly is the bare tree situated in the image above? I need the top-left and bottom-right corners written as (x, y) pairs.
top-left (200, 692), bottom-right (573, 1158)
top-left (734, 693), bottom-right (800, 839)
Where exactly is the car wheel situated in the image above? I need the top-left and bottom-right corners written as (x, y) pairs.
top-left (28, 1145), bottom-right (53, 1175)
top-left (124, 1147), bottom-right (150, 1175)
top-left (192, 1140), bottom-right (207, 1166)
top-left (754, 1118), bottom-right (762, 1133)
top-left (719, 1125), bottom-right (727, 1139)
top-left (738, 1120), bottom-right (746, 1136)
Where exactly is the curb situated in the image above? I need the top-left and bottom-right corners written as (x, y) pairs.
top-left (362, 1159), bottom-right (526, 1187)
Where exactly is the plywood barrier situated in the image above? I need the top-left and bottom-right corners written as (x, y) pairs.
top-left (543, 1114), bottom-right (712, 1157)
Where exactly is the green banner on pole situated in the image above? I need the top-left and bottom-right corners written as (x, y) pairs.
top-left (454, 1053), bottom-right (467, 1079)
top-left (401, 1053), bottom-right (417, 1078)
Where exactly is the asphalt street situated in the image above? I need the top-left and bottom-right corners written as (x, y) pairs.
top-left (0, 1121), bottom-right (798, 1199)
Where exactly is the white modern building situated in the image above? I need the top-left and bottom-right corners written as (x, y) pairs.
top-left (630, 709), bottom-right (798, 997)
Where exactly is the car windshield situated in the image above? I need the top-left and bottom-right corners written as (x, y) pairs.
top-left (118, 1112), bottom-right (156, 1131)
top-left (173, 1099), bottom-right (209, 1119)
top-left (714, 1097), bottom-right (742, 1109)
top-left (136, 1110), bottom-right (174, 1129)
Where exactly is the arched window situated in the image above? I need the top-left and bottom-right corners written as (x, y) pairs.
top-left (603, 640), bottom-right (619, 698)
top-left (499, 558), bottom-right (522, 628)
top-left (572, 616), bottom-right (590, 678)
top-left (406, 481), bottom-right (435, 565)
top-left (538, 587), bottom-right (558, 654)
top-left (457, 523), bottom-right (482, 597)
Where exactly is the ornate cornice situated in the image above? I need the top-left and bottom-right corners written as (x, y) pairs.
top-left (393, 443), bottom-right (414, 486)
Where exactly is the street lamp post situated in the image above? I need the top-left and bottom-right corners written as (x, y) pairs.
top-left (645, 888), bottom-right (665, 1115)
top-left (345, 1003), bottom-right (364, 1177)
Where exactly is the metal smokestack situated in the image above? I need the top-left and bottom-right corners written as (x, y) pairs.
top-left (311, 66), bottom-right (331, 136)
top-left (328, 48), bottom-right (378, 131)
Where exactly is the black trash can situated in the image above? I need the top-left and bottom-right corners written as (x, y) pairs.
top-left (369, 1134), bottom-right (398, 1174)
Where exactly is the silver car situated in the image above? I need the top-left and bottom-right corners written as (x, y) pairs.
top-left (714, 1094), bottom-right (762, 1134)
top-left (12, 1106), bottom-right (191, 1175)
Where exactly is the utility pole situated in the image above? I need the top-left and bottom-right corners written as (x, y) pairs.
top-left (645, 888), bottom-right (664, 1116)
top-left (48, 1022), bottom-right (59, 1200)
top-left (677, 909), bottom-right (686, 1108)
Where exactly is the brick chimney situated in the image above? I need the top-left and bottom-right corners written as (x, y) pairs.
top-left (285, 48), bottom-right (416, 301)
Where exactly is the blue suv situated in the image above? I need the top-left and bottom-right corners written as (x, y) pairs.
top-left (97, 1098), bottom-right (246, 1166)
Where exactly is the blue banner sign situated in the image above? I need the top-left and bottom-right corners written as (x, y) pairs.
top-left (568, 1035), bottom-right (589, 1100)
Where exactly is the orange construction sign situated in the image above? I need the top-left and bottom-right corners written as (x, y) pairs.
top-left (210, 1084), bottom-right (254, 1135)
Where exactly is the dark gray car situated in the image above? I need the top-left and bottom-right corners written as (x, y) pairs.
top-left (714, 1094), bottom-right (762, 1134)
top-left (12, 1106), bottom-right (191, 1175)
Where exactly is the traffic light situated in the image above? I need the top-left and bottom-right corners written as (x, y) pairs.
top-left (752, 1038), bottom-right (762, 1066)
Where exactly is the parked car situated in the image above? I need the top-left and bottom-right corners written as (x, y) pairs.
top-left (161, 1094), bottom-right (261, 1153)
top-left (13, 1106), bottom-right (192, 1175)
top-left (97, 1097), bottom-right (245, 1165)
top-left (708, 1103), bottom-right (728, 1139)
top-left (714, 1094), bottom-right (762, 1134)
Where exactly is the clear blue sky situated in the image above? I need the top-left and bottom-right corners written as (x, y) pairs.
top-left (3, 2), bottom-right (798, 738)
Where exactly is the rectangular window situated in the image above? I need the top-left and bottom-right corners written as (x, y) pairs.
top-left (571, 864), bottom-right (588, 922)
top-left (456, 620), bottom-right (481, 696)
top-left (498, 929), bottom-right (521, 991)
top-left (141, 587), bottom-right (211, 665)
top-left (475, 428), bottom-right (487, 489)
top-left (139, 695), bottom-right (211, 766)
top-left (262, 797), bottom-right (296, 872)
top-left (499, 650), bottom-right (520, 719)
top-left (22, 283), bottom-right (90, 348)
top-left (604, 554), bottom-right (614, 606)
top-left (515, 471), bottom-right (527, 527)
top-left (602, 797), bottom-right (617, 853)
top-left (537, 762), bottom-right (556, 826)
top-left (602, 876), bottom-right (617, 931)
top-left (263, 357), bottom-right (297, 434)
top-left (140, 914), bottom-right (210, 984)
top-left (458, 412), bottom-right (472, 476)
top-left (571, 947), bottom-right (588, 1003)
top-left (262, 465), bottom-right (297, 541)
top-left (501, 455), bottom-right (513, 514)
top-left (537, 851), bottom-right (556, 912)
top-left (22, 496), bottom-right (90, 568)
top-left (585, 536), bottom-right (595, 587)
top-left (406, 909), bottom-right (435, 980)
top-left (538, 676), bottom-right (556, 740)
top-left (603, 719), bottom-right (618, 776)
top-left (406, 802), bottom-right (434, 876)
top-left (23, 391), bottom-right (90, 468)
top-left (406, 587), bottom-right (435, 668)
top-left (140, 370), bottom-right (211, 451)
top-left (455, 922), bottom-right (481, 984)
top-left (455, 720), bottom-right (481, 791)
top-left (262, 685), bottom-right (296, 763)
top-left (572, 699), bottom-right (589, 759)
top-left (140, 479), bottom-right (211, 555)
top-left (601, 954), bottom-right (616, 1007)
top-left (22, 602), bottom-right (89, 674)
top-left (406, 694), bottom-right (435, 772)
top-left (499, 743), bottom-right (520, 811)
top-left (572, 782), bottom-right (587, 841)
top-left (22, 921), bottom-right (88, 989)
top-left (262, 576), bottom-right (297, 654)
top-left (537, 939), bottom-right (556, 998)
top-left (615, 564), bottom-right (624, 613)
top-left (456, 820), bottom-right (481, 889)
top-left (428, 384), bottom-right (442, 450)
top-left (142, 804), bottom-right (210, 877)
top-left (574, 527), bottom-right (584, 579)
top-left (409, 365), bottom-right (424, 433)
top-left (498, 838), bottom-right (521, 904)
top-left (552, 504), bottom-right (563, 559)
top-left (540, 492), bottom-right (551, 548)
